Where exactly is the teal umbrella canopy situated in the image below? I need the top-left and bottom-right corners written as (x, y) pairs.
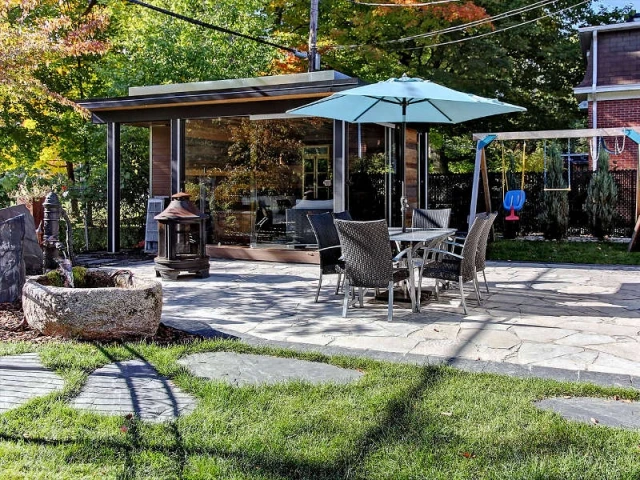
top-left (286, 75), bottom-right (526, 124)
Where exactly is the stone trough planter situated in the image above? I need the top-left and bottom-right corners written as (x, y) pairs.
top-left (22, 269), bottom-right (162, 340)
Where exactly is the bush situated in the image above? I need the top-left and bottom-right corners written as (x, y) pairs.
top-left (539, 142), bottom-right (569, 240)
top-left (584, 148), bottom-right (618, 240)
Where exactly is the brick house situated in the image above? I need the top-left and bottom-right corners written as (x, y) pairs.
top-left (574, 18), bottom-right (640, 170)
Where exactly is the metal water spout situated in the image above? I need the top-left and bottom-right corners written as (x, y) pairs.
top-left (42, 191), bottom-right (62, 271)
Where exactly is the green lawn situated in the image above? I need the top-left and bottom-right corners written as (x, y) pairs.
top-left (487, 239), bottom-right (640, 265)
top-left (1, 340), bottom-right (639, 479)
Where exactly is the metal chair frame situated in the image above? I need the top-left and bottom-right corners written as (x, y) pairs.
top-left (420, 216), bottom-right (487, 314)
top-left (334, 219), bottom-right (415, 321)
top-left (307, 213), bottom-right (344, 302)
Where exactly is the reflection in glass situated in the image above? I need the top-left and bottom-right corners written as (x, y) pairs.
top-left (185, 117), bottom-right (334, 247)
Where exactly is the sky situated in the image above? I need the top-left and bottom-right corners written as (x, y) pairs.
top-left (593, 0), bottom-right (639, 11)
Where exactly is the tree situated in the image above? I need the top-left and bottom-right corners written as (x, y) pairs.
top-left (266, 0), bottom-right (630, 172)
top-left (0, 0), bottom-right (110, 210)
top-left (1, 0), bottom-right (277, 250)
top-left (0, 0), bottom-right (109, 111)
top-left (584, 147), bottom-right (618, 239)
top-left (99, 0), bottom-right (275, 95)
top-left (539, 141), bottom-right (569, 240)
top-left (267, 0), bottom-right (490, 77)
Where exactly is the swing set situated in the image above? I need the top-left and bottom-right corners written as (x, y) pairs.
top-left (470, 127), bottom-right (640, 251)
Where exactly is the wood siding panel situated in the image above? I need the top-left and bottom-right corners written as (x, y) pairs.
top-left (151, 125), bottom-right (171, 197)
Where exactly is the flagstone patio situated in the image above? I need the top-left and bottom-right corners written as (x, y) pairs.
top-left (117, 259), bottom-right (640, 385)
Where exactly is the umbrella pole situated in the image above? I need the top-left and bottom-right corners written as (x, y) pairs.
top-left (400, 103), bottom-right (408, 232)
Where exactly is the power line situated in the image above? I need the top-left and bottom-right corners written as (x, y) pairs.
top-left (395, 0), bottom-right (559, 43)
top-left (338, 0), bottom-right (558, 48)
top-left (396, 0), bottom-right (590, 51)
top-left (352, 0), bottom-right (459, 6)
top-left (334, 0), bottom-right (586, 51)
top-left (125, 0), bottom-right (307, 58)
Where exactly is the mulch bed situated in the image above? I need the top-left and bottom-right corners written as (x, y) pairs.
top-left (0, 301), bottom-right (203, 345)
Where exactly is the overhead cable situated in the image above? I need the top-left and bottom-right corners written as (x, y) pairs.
top-left (334, 0), bottom-right (587, 51)
top-left (393, 0), bottom-right (559, 43)
top-left (125, 0), bottom-right (307, 57)
top-left (395, 0), bottom-right (590, 51)
top-left (352, 0), bottom-right (459, 6)
top-left (338, 0), bottom-right (558, 48)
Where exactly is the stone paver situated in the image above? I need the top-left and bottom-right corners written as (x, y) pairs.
top-left (70, 360), bottom-right (197, 422)
top-left (536, 397), bottom-right (640, 429)
top-left (0, 353), bottom-right (65, 413)
top-left (178, 352), bottom-right (363, 386)
top-left (103, 260), bottom-right (640, 387)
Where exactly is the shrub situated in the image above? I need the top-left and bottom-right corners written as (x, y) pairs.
top-left (539, 142), bottom-right (569, 240)
top-left (584, 148), bottom-right (618, 240)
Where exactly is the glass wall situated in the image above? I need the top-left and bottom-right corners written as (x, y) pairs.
top-left (346, 123), bottom-right (390, 221)
top-left (185, 117), bottom-right (334, 247)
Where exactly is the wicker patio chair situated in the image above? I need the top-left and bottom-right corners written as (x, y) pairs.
top-left (410, 208), bottom-right (452, 294)
top-left (446, 211), bottom-right (497, 296)
top-left (411, 208), bottom-right (451, 229)
top-left (421, 215), bottom-right (487, 314)
top-left (332, 210), bottom-right (353, 221)
top-left (334, 219), bottom-right (414, 321)
top-left (475, 212), bottom-right (498, 295)
top-left (307, 213), bottom-right (344, 302)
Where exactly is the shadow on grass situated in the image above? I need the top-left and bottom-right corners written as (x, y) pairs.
top-left (0, 351), bottom-right (451, 479)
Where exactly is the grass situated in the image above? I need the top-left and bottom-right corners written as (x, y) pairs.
top-left (1, 340), bottom-right (639, 479)
top-left (487, 239), bottom-right (640, 265)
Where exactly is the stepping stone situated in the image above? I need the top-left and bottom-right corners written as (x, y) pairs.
top-left (0, 353), bottom-right (65, 413)
top-left (70, 360), bottom-right (196, 423)
top-left (178, 352), bottom-right (364, 387)
top-left (536, 397), bottom-right (640, 429)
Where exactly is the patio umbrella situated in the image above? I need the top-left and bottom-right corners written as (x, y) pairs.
top-left (286, 74), bottom-right (525, 223)
top-left (287, 73), bottom-right (526, 125)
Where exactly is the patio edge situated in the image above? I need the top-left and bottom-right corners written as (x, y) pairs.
top-left (161, 319), bottom-right (640, 391)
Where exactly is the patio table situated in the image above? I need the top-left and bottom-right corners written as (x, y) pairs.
top-left (388, 227), bottom-right (456, 312)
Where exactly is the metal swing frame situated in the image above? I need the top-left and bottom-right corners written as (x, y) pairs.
top-left (469, 127), bottom-right (640, 232)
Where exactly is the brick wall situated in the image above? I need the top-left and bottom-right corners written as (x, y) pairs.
top-left (578, 26), bottom-right (640, 88)
top-left (587, 98), bottom-right (640, 170)
top-left (597, 29), bottom-right (640, 86)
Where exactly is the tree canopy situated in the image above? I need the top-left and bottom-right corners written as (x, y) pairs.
top-left (0, 0), bottom-right (634, 212)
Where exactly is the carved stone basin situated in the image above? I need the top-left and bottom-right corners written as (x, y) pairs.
top-left (22, 269), bottom-right (162, 340)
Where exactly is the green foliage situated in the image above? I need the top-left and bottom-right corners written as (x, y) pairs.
top-left (271, 0), bottom-right (629, 136)
top-left (99, 0), bottom-right (274, 95)
top-left (539, 142), bottom-right (569, 240)
top-left (350, 152), bottom-right (390, 176)
top-left (1, 0), bottom-right (273, 251)
top-left (584, 149), bottom-right (618, 240)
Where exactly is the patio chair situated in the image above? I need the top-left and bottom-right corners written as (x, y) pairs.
top-left (420, 215), bottom-right (487, 315)
top-left (475, 212), bottom-right (498, 295)
top-left (410, 208), bottom-right (452, 293)
top-left (411, 208), bottom-right (451, 229)
top-left (307, 213), bottom-right (344, 302)
top-left (332, 210), bottom-right (353, 221)
top-left (334, 219), bottom-right (415, 321)
top-left (447, 212), bottom-right (498, 296)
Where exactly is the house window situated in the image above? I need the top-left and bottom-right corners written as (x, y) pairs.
top-left (302, 145), bottom-right (332, 200)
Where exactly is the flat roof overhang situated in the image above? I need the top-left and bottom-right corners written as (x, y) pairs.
top-left (77, 70), bottom-right (362, 124)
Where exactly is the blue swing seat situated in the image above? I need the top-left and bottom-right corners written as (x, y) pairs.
top-left (503, 190), bottom-right (526, 221)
